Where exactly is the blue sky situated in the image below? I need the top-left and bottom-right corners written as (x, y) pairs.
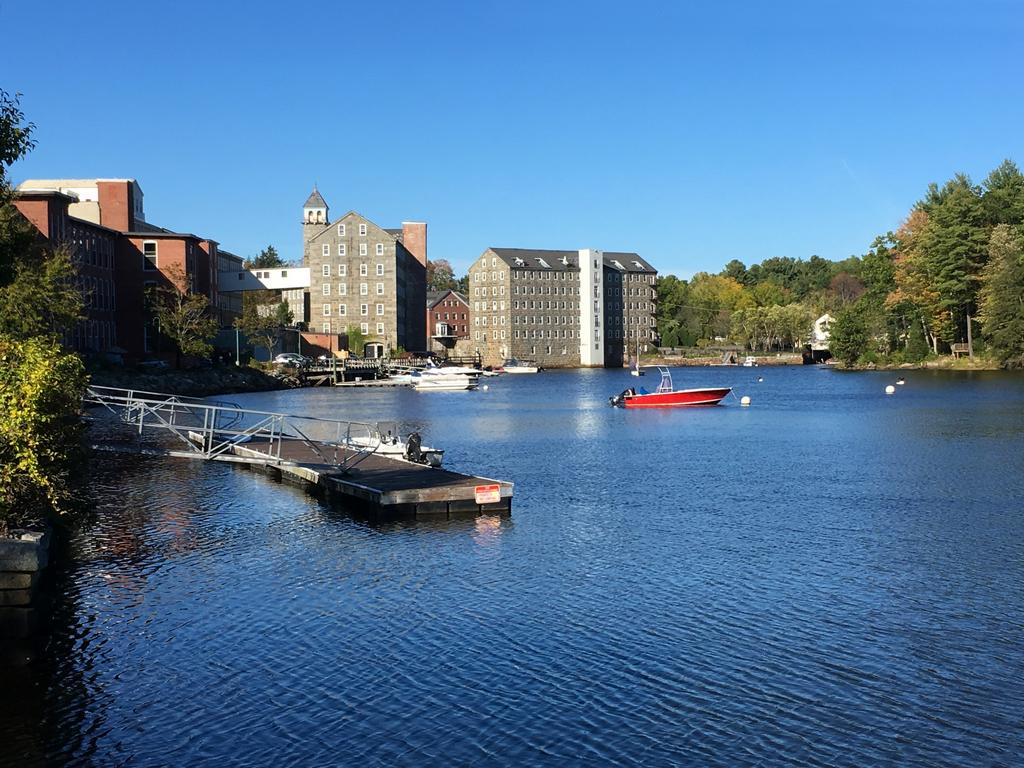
top-left (3, 0), bottom-right (1022, 279)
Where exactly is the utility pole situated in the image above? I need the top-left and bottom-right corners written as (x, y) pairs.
top-left (967, 313), bottom-right (974, 361)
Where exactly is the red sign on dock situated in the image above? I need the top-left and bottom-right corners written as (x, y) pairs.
top-left (474, 484), bottom-right (501, 504)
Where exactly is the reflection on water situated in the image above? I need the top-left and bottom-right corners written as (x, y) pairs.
top-left (2, 368), bottom-right (1024, 767)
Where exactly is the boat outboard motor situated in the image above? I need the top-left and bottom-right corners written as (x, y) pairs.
top-left (405, 431), bottom-right (424, 464)
top-left (609, 388), bottom-right (636, 407)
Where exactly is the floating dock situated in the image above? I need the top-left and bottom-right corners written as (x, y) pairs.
top-left (84, 385), bottom-right (513, 520)
top-left (230, 437), bottom-right (513, 518)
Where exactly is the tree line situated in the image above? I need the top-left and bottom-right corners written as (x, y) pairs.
top-left (655, 160), bottom-right (1024, 368)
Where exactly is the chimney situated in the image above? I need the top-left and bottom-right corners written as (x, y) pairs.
top-left (401, 221), bottom-right (427, 266)
top-left (96, 180), bottom-right (136, 232)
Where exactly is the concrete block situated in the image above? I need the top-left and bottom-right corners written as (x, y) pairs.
top-left (0, 589), bottom-right (32, 607)
top-left (0, 572), bottom-right (36, 590)
top-left (0, 530), bottom-right (50, 572)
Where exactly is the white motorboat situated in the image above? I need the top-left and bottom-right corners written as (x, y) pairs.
top-left (500, 358), bottom-right (539, 374)
top-left (346, 423), bottom-right (444, 466)
top-left (413, 375), bottom-right (479, 391)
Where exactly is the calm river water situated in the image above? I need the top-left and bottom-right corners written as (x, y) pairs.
top-left (3, 367), bottom-right (1024, 767)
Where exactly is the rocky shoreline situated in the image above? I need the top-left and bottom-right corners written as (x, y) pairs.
top-left (88, 365), bottom-right (301, 398)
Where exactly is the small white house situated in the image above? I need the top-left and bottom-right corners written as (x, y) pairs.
top-left (811, 313), bottom-right (834, 351)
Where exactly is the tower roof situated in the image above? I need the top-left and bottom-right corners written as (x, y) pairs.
top-left (303, 187), bottom-right (327, 209)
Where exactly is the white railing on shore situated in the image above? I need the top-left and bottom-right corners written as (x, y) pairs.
top-left (83, 385), bottom-right (381, 470)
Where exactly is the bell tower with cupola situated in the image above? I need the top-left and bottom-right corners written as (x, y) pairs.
top-left (302, 186), bottom-right (329, 246)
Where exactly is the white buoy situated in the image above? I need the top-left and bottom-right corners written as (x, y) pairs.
top-left (885, 385), bottom-right (896, 395)
top-left (740, 395), bottom-right (751, 406)
top-left (896, 378), bottom-right (905, 385)
top-left (757, 377), bottom-right (764, 383)
top-left (482, 385), bottom-right (489, 391)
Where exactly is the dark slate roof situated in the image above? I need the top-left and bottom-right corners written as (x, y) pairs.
top-left (603, 251), bottom-right (656, 273)
top-left (303, 188), bottom-right (327, 208)
top-left (427, 289), bottom-right (468, 309)
top-left (488, 248), bottom-right (580, 271)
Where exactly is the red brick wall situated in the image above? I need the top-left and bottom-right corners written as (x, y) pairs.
top-left (402, 221), bottom-right (427, 266)
top-left (13, 198), bottom-right (54, 237)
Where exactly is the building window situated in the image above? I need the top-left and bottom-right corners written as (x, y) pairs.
top-left (360, 322), bottom-right (369, 334)
top-left (337, 224), bottom-right (346, 236)
top-left (359, 243), bottom-right (368, 256)
top-left (338, 244), bottom-right (346, 256)
top-left (339, 304), bottom-right (347, 316)
top-left (376, 244), bottom-right (384, 256)
top-left (376, 263), bottom-right (384, 275)
top-left (359, 223), bottom-right (367, 236)
top-left (339, 264), bottom-right (347, 276)
top-left (322, 284), bottom-right (331, 295)
top-left (376, 303), bottom-right (384, 315)
top-left (143, 241), bottom-right (157, 270)
top-left (360, 304), bottom-right (368, 316)
top-left (322, 244), bottom-right (330, 257)
top-left (376, 283), bottom-right (384, 295)
top-left (323, 323), bottom-right (331, 334)
top-left (322, 264), bottom-right (331, 277)
top-left (360, 283), bottom-right (368, 295)
top-left (339, 283), bottom-right (347, 295)
top-left (360, 263), bottom-right (368, 277)
top-left (376, 323), bottom-right (384, 335)
top-left (323, 304), bottom-right (331, 316)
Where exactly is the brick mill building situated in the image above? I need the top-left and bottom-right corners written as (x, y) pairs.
top-left (300, 188), bottom-right (427, 352)
top-left (14, 178), bottom-right (228, 358)
top-left (426, 288), bottom-right (470, 355)
top-left (466, 247), bottom-right (657, 368)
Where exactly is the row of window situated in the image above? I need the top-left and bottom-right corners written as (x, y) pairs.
top-left (321, 263), bottom-right (385, 277)
top-left (335, 223), bottom-right (368, 237)
top-left (322, 283), bottom-right (385, 296)
top-left (433, 313), bottom-right (468, 321)
top-left (473, 329), bottom-right (578, 342)
top-left (323, 322), bottom-right (384, 335)
top-left (68, 318), bottom-right (115, 353)
top-left (322, 303), bottom-right (386, 317)
top-left (322, 242), bottom-right (385, 257)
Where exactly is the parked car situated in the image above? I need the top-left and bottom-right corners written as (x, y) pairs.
top-left (273, 353), bottom-right (309, 367)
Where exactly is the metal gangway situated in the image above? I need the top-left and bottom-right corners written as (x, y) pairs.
top-left (83, 385), bottom-right (382, 471)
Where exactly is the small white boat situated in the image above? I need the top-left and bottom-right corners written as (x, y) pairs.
top-left (346, 423), bottom-right (444, 466)
top-left (743, 356), bottom-right (758, 367)
top-left (501, 358), bottom-right (539, 374)
top-left (413, 374), bottom-right (479, 391)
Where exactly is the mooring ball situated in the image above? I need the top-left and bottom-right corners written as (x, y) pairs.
top-left (885, 385), bottom-right (896, 395)
top-left (757, 377), bottom-right (763, 382)
top-left (482, 385), bottom-right (489, 391)
top-left (740, 395), bottom-right (751, 406)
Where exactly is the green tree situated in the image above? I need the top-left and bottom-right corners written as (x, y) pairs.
top-left (0, 335), bottom-right (88, 531)
top-left (273, 300), bottom-right (293, 327)
top-left (235, 300), bottom-right (282, 361)
top-left (246, 245), bottom-right (285, 269)
top-left (0, 89), bottom-right (89, 532)
top-left (426, 258), bottom-right (457, 292)
top-left (0, 243), bottom-right (83, 339)
top-left (829, 301), bottom-right (873, 366)
top-left (917, 174), bottom-right (989, 339)
top-left (982, 159), bottom-right (1024, 227)
top-left (978, 225), bottom-right (1024, 368)
top-left (344, 324), bottom-right (367, 355)
top-left (146, 267), bottom-right (219, 368)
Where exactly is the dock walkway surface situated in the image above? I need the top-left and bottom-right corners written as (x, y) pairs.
top-left (229, 437), bottom-right (513, 518)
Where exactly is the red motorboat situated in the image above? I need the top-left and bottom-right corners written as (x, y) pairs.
top-left (609, 367), bottom-right (731, 408)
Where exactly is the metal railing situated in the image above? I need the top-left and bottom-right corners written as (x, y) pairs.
top-left (83, 385), bottom-right (381, 471)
